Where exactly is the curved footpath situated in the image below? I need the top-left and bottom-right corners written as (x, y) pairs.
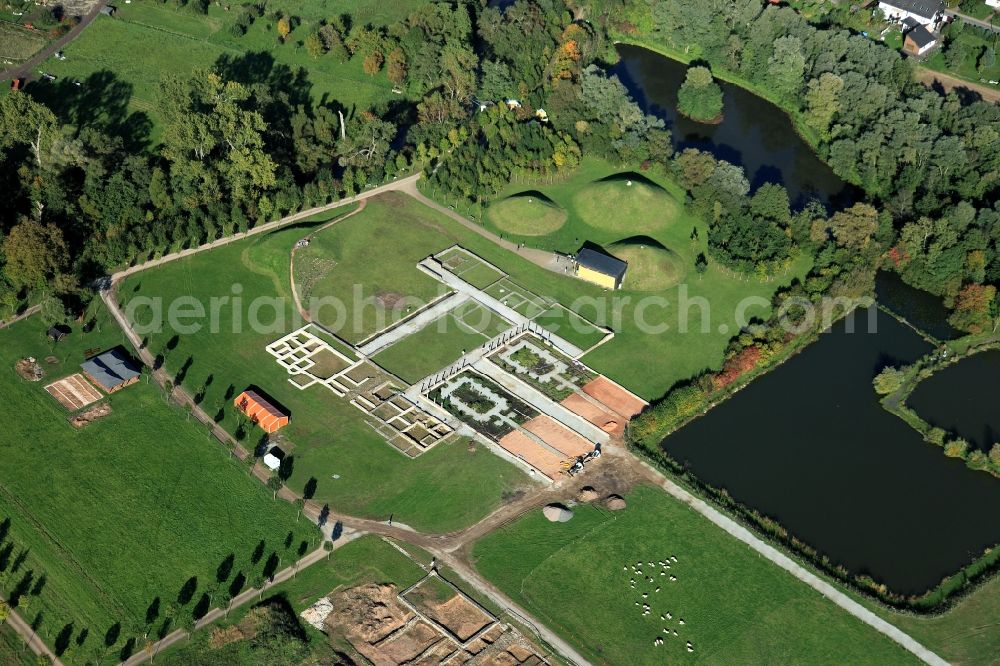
top-left (5, 173), bottom-right (942, 666)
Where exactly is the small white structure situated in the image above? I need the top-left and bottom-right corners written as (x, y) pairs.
top-left (263, 445), bottom-right (286, 471)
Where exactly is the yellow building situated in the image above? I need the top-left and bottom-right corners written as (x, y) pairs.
top-left (575, 247), bottom-right (627, 290)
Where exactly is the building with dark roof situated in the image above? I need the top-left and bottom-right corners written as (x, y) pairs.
top-left (878, 0), bottom-right (944, 25)
top-left (80, 347), bottom-right (141, 393)
top-left (575, 247), bottom-right (628, 290)
top-left (904, 24), bottom-right (938, 56)
top-left (47, 326), bottom-right (68, 342)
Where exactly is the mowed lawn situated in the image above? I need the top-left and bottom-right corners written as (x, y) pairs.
top-left (121, 210), bottom-right (530, 534)
top-left (373, 302), bottom-right (510, 384)
top-left (33, 0), bottom-right (424, 138)
top-left (472, 485), bottom-right (920, 665)
top-left (0, 310), bottom-right (313, 664)
top-left (295, 196), bottom-right (454, 344)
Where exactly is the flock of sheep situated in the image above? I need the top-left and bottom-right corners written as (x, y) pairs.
top-left (624, 555), bottom-right (695, 653)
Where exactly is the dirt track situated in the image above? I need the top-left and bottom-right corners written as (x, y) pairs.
top-left (915, 67), bottom-right (1000, 104)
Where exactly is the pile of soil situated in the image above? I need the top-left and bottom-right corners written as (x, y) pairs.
top-left (605, 494), bottom-right (627, 511)
top-left (577, 486), bottom-right (599, 503)
top-left (542, 503), bottom-right (574, 522)
top-left (15, 358), bottom-right (43, 381)
top-left (70, 403), bottom-right (112, 429)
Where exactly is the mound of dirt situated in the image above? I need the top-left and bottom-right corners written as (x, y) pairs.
top-left (326, 583), bottom-right (411, 644)
top-left (16, 358), bottom-right (43, 381)
top-left (70, 403), bottom-right (112, 428)
top-left (605, 494), bottom-right (627, 511)
top-left (542, 503), bottom-right (574, 522)
top-left (577, 486), bottom-right (599, 503)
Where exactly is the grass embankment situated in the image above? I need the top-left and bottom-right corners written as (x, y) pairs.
top-left (122, 204), bottom-right (530, 534)
top-left (32, 0), bottom-right (424, 138)
top-left (472, 485), bottom-right (919, 665)
top-left (0, 308), bottom-right (313, 665)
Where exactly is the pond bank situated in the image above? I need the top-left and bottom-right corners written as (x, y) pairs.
top-left (653, 308), bottom-right (1000, 603)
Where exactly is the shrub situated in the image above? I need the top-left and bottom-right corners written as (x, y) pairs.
top-left (872, 366), bottom-right (905, 395)
top-left (944, 438), bottom-right (970, 459)
top-left (967, 450), bottom-right (988, 470)
top-left (925, 427), bottom-right (947, 446)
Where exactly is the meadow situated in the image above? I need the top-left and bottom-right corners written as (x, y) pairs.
top-left (471, 485), bottom-right (920, 665)
top-left (32, 0), bottom-right (423, 139)
top-left (0, 308), bottom-right (313, 664)
top-left (121, 207), bottom-right (530, 534)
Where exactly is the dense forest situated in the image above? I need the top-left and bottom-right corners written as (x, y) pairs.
top-left (1, 0), bottom-right (998, 335)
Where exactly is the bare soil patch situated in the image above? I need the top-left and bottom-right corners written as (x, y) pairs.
top-left (45, 373), bottom-right (102, 411)
top-left (523, 415), bottom-right (593, 458)
top-left (326, 583), bottom-right (412, 644)
top-left (498, 430), bottom-right (567, 481)
top-left (560, 393), bottom-right (624, 436)
top-left (582, 376), bottom-right (646, 418)
top-left (69, 402), bottom-right (112, 428)
top-left (15, 358), bottom-right (44, 382)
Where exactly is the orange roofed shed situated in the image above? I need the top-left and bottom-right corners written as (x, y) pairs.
top-left (234, 390), bottom-right (289, 434)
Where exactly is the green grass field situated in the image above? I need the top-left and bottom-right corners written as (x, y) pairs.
top-left (0, 309), bottom-right (313, 665)
top-left (533, 305), bottom-right (606, 351)
top-left (486, 193), bottom-right (568, 236)
top-left (0, 21), bottom-right (47, 61)
top-left (867, 575), bottom-right (1000, 665)
top-left (122, 207), bottom-right (530, 534)
top-left (0, 624), bottom-right (33, 666)
top-left (32, 0), bottom-right (424, 139)
top-left (372, 302), bottom-right (510, 383)
top-left (157, 534), bottom-right (429, 665)
top-left (472, 485), bottom-right (919, 665)
top-left (295, 196), bottom-right (454, 344)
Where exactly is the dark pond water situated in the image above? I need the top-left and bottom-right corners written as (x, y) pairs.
top-left (610, 44), bottom-right (857, 208)
top-left (908, 350), bottom-right (1000, 451)
top-left (876, 271), bottom-right (958, 341)
top-left (660, 308), bottom-right (1000, 594)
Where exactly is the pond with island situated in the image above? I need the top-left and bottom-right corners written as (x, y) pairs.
top-left (607, 45), bottom-right (1000, 595)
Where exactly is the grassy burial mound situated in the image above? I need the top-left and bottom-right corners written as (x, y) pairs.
top-left (572, 174), bottom-right (679, 235)
top-left (486, 191), bottom-right (568, 236)
top-left (609, 237), bottom-right (685, 292)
